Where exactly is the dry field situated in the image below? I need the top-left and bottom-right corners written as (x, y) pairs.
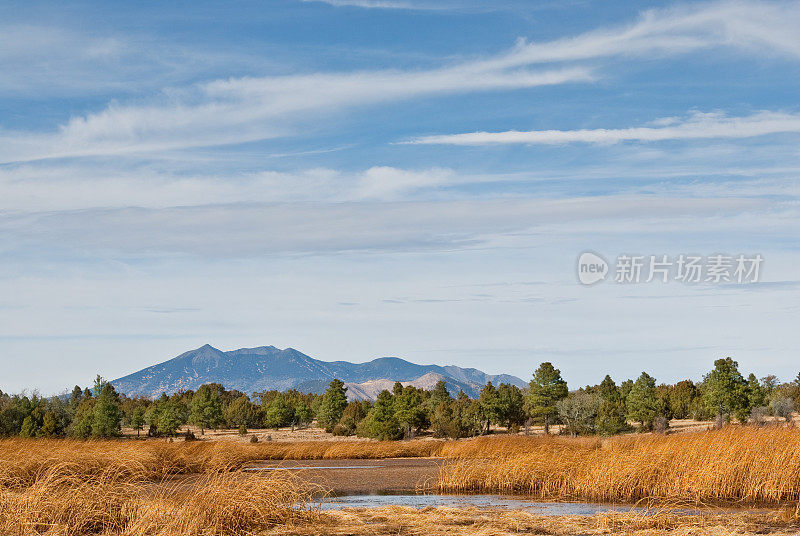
top-left (2, 426), bottom-right (800, 535)
top-left (273, 508), bottom-right (800, 536)
top-left (438, 427), bottom-right (800, 506)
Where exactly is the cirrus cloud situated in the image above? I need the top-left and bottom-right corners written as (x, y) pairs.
top-left (404, 111), bottom-right (800, 146)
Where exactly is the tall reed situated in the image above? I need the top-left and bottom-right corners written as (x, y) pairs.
top-left (0, 437), bottom-right (447, 487)
top-left (437, 426), bottom-right (800, 506)
top-left (0, 465), bottom-right (317, 535)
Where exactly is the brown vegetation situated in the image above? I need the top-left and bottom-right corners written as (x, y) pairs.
top-left (2, 427), bottom-right (800, 534)
top-left (0, 437), bottom-right (443, 488)
top-left (0, 460), bottom-right (318, 535)
top-left (437, 426), bottom-right (800, 508)
top-left (268, 507), bottom-right (799, 536)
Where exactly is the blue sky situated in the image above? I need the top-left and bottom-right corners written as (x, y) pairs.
top-left (1, 0), bottom-right (798, 394)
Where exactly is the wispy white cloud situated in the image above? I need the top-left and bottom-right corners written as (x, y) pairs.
top-left (0, 24), bottom-right (280, 96)
top-left (481, 0), bottom-right (800, 67)
top-left (3, 1), bottom-right (798, 162)
top-left (405, 111), bottom-right (800, 146)
top-left (0, 66), bottom-right (590, 163)
top-left (0, 195), bottom-right (776, 259)
top-left (302, 0), bottom-right (418, 8)
top-left (0, 164), bottom-right (467, 211)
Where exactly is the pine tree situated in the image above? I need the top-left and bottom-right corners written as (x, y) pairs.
top-left (224, 395), bottom-right (254, 428)
top-left (189, 384), bottom-right (224, 434)
top-left (526, 362), bottom-right (568, 434)
top-left (596, 375), bottom-right (628, 436)
top-left (70, 399), bottom-right (95, 438)
top-left (626, 372), bottom-right (658, 431)
top-left (41, 411), bottom-right (59, 437)
top-left (294, 401), bottom-right (314, 428)
top-left (394, 386), bottom-right (427, 438)
top-left (496, 383), bottom-right (526, 431)
top-left (91, 381), bottom-right (122, 438)
top-left (317, 379), bottom-right (348, 432)
top-left (157, 399), bottom-right (185, 436)
top-left (130, 406), bottom-right (146, 437)
top-left (263, 395), bottom-right (293, 430)
top-left (478, 382), bottom-right (501, 434)
top-left (19, 416), bottom-right (38, 438)
top-left (359, 390), bottom-right (402, 440)
top-left (669, 380), bottom-right (698, 419)
top-left (703, 357), bottom-right (749, 424)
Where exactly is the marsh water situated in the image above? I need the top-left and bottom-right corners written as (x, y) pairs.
top-left (318, 492), bottom-right (651, 514)
top-left (249, 458), bottom-right (762, 515)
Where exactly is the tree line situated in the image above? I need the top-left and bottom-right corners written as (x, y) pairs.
top-left (0, 358), bottom-right (798, 439)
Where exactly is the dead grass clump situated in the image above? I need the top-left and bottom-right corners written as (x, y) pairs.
top-left (0, 464), bottom-right (137, 535)
top-left (438, 434), bottom-right (601, 460)
top-left (266, 507), bottom-right (798, 536)
top-left (437, 426), bottom-right (800, 508)
top-left (0, 437), bottom-right (448, 489)
top-left (124, 472), bottom-right (319, 536)
top-left (0, 468), bottom-right (317, 536)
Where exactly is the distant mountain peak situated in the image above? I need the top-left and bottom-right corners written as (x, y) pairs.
top-left (112, 345), bottom-right (526, 400)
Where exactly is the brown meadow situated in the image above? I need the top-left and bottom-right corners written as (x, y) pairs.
top-left (437, 426), bottom-right (800, 507)
top-left (1, 426), bottom-right (800, 534)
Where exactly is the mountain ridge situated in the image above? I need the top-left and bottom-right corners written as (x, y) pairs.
top-left (112, 344), bottom-right (527, 400)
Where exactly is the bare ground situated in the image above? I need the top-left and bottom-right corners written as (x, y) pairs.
top-left (244, 457), bottom-right (445, 494)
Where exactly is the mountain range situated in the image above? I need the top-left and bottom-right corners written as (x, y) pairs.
top-left (111, 344), bottom-right (527, 400)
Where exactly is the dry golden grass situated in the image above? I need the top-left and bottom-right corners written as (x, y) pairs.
top-left (0, 437), bottom-right (445, 488)
top-left (0, 465), bottom-right (319, 536)
top-left (2, 427), bottom-right (800, 534)
top-left (437, 426), bottom-right (800, 508)
top-left (266, 507), bottom-right (799, 536)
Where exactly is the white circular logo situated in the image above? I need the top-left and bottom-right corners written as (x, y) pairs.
top-left (577, 251), bottom-right (608, 285)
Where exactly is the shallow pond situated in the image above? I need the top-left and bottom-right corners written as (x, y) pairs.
top-left (245, 465), bottom-right (385, 471)
top-left (318, 493), bottom-right (651, 514)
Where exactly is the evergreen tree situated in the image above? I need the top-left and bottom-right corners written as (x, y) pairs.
top-left (430, 380), bottom-right (451, 408)
top-left (359, 390), bottom-right (402, 440)
top-left (336, 401), bottom-right (367, 436)
top-left (626, 372), bottom-right (658, 431)
top-left (130, 406), bottom-right (146, 437)
top-left (394, 386), bottom-right (427, 438)
top-left (451, 391), bottom-right (481, 438)
top-left (92, 381), bottom-right (122, 438)
top-left (41, 410), bottom-right (59, 437)
top-left (69, 385), bottom-right (84, 414)
top-left (654, 384), bottom-right (673, 419)
top-left (224, 395), bottom-right (254, 428)
top-left (19, 415), bottom-right (38, 438)
top-left (317, 379), bottom-right (348, 432)
top-left (294, 401), bottom-right (314, 428)
top-left (431, 400), bottom-right (455, 438)
top-left (478, 382), bottom-right (501, 434)
top-left (745, 373), bottom-right (766, 410)
top-left (526, 362), bottom-right (568, 434)
top-left (263, 395), bottom-right (293, 429)
top-left (703, 358), bottom-right (749, 424)
top-left (669, 380), bottom-right (698, 419)
top-left (157, 399), bottom-right (185, 436)
top-left (496, 383), bottom-right (526, 431)
top-left (70, 398), bottom-right (95, 438)
top-left (189, 384), bottom-right (224, 434)
top-left (596, 375), bottom-right (628, 436)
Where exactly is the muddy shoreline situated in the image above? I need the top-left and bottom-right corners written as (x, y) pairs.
top-left (245, 457), bottom-right (446, 494)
